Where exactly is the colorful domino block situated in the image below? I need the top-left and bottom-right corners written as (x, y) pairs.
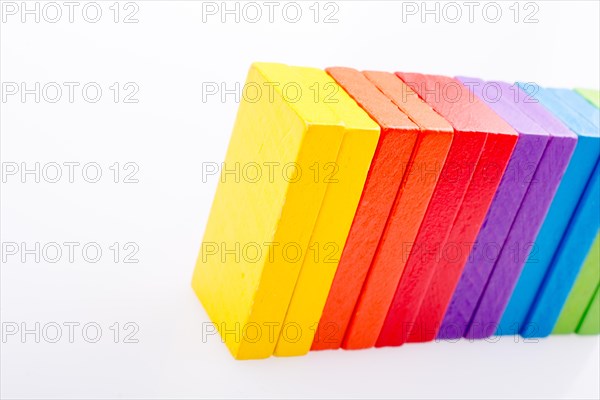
top-left (273, 67), bottom-right (380, 357)
top-left (396, 140), bottom-right (488, 343)
top-left (500, 84), bottom-right (599, 337)
top-left (194, 63), bottom-right (599, 359)
top-left (337, 71), bottom-right (454, 349)
top-left (443, 78), bottom-right (550, 339)
top-left (519, 89), bottom-right (600, 337)
top-left (557, 88), bottom-right (600, 127)
top-left (553, 89), bottom-right (600, 335)
top-left (312, 68), bottom-right (420, 350)
top-left (192, 62), bottom-right (348, 359)
top-left (491, 87), bottom-right (579, 336)
top-left (554, 235), bottom-right (600, 334)
top-left (525, 161), bottom-right (599, 336)
top-left (577, 285), bottom-right (600, 334)
top-left (388, 73), bottom-right (518, 343)
top-left (369, 74), bottom-right (486, 346)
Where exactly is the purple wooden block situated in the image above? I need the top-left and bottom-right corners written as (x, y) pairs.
top-left (465, 81), bottom-right (579, 338)
top-left (438, 77), bottom-right (550, 339)
top-left (494, 84), bottom-right (579, 335)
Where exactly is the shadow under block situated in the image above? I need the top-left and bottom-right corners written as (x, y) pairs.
top-left (516, 87), bottom-right (600, 338)
top-left (385, 73), bottom-right (518, 344)
top-left (487, 87), bottom-right (579, 337)
top-left (311, 67), bottom-right (420, 350)
top-left (342, 71), bottom-right (454, 349)
top-left (554, 235), bottom-right (599, 333)
top-left (444, 78), bottom-right (550, 339)
top-left (578, 285), bottom-right (600, 334)
top-left (191, 63), bottom-right (347, 359)
top-left (273, 67), bottom-right (380, 357)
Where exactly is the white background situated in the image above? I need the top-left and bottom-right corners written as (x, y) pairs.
top-left (1, 1), bottom-right (599, 399)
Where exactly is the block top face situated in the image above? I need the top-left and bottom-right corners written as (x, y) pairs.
top-left (457, 76), bottom-right (548, 137)
top-left (396, 72), bottom-right (517, 136)
top-left (363, 70), bottom-right (453, 133)
top-left (489, 81), bottom-right (576, 140)
top-left (518, 83), bottom-right (599, 138)
top-left (552, 88), bottom-right (600, 130)
top-left (326, 67), bottom-right (419, 131)
top-left (576, 89), bottom-right (600, 108)
top-left (290, 66), bottom-right (380, 133)
top-left (252, 62), bottom-right (342, 127)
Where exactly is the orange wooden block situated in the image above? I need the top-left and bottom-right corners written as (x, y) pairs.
top-left (312, 67), bottom-right (419, 350)
top-left (336, 71), bottom-right (454, 349)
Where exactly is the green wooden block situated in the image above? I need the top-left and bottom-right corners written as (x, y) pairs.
top-left (554, 235), bottom-right (600, 333)
top-left (578, 285), bottom-right (600, 334)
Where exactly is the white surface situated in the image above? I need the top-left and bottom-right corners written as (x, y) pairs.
top-left (1, 1), bottom-right (599, 399)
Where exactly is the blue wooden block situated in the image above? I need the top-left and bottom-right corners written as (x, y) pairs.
top-left (553, 89), bottom-right (600, 126)
top-left (506, 85), bottom-right (600, 337)
top-left (524, 161), bottom-right (599, 337)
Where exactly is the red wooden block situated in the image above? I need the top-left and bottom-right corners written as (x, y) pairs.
top-left (366, 73), bottom-right (484, 346)
top-left (377, 73), bottom-right (517, 346)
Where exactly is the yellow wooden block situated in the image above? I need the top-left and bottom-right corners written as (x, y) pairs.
top-left (192, 63), bottom-right (346, 359)
top-left (274, 67), bottom-right (380, 356)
